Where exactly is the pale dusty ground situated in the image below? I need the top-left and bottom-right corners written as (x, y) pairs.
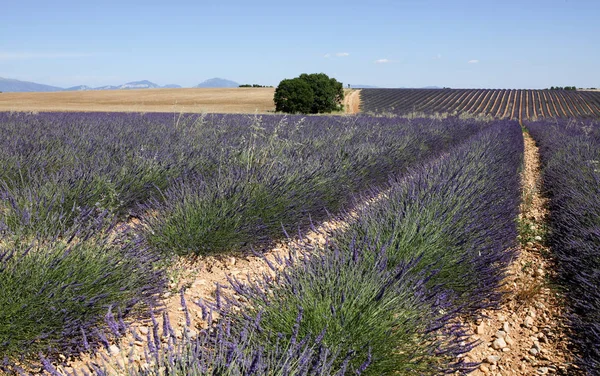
top-left (0, 88), bottom-right (276, 113)
top-left (460, 132), bottom-right (579, 375)
top-left (343, 89), bottom-right (361, 114)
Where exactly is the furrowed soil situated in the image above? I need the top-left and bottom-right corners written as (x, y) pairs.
top-left (0, 88), bottom-right (276, 113)
top-left (460, 131), bottom-right (580, 375)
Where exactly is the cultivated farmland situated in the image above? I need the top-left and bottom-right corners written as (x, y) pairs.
top-left (0, 88), bottom-right (276, 113)
top-left (360, 88), bottom-right (600, 120)
top-left (1, 112), bottom-right (496, 374)
top-left (1, 94), bottom-right (598, 375)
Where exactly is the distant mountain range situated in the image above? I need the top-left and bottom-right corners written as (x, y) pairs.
top-left (0, 77), bottom-right (64, 92)
top-left (1, 76), bottom-right (431, 93)
top-left (0, 77), bottom-right (238, 92)
top-left (194, 78), bottom-right (239, 88)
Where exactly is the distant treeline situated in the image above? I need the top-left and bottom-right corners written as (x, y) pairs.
top-left (547, 86), bottom-right (577, 90)
top-left (239, 84), bottom-right (274, 88)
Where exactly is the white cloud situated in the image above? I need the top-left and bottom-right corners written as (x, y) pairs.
top-left (468, 59), bottom-right (480, 64)
top-left (375, 59), bottom-right (391, 64)
top-left (0, 52), bottom-right (93, 60)
top-left (336, 52), bottom-right (350, 57)
top-left (323, 53), bottom-right (331, 58)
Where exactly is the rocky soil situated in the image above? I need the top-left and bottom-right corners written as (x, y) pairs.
top-left (460, 132), bottom-right (580, 375)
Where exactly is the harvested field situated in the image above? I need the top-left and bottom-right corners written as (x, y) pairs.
top-left (0, 88), bottom-right (276, 113)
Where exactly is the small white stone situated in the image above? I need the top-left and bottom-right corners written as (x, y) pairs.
top-left (187, 329), bottom-right (198, 337)
top-left (524, 316), bottom-right (534, 328)
top-left (535, 268), bottom-right (544, 277)
top-left (492, 337), bottom-right (507, 350)
top-left (108, 344), bottom-right (120, 355)
top-left (138, 326), bottom-right (149, 335)
top-left (486, 355), bottom-right (501, 364)
top-left (502, 322), bottom-right (510, 333)
top-left (534, 235), bottom-right (542, 241)
top-left (495, 330), bottom-right (507, 338)
top-left (530, 348), bottom-right (539, 356)
top-left (476, 323), bottom-right (486, 335)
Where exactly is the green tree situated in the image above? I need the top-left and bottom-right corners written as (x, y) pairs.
top-left (274, 73), bottom-right (344, 114)
top-left (298, 73), bottom-right (344, 113)
top-left (273, 78), bottom-right (314, 113)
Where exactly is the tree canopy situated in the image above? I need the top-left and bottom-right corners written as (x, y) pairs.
top-left (274, 73), bottom-right (344, 114)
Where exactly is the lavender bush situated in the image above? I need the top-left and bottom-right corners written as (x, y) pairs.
top-left (0, 218), bottom-right (165, 367)
top-left (0, 111), bottom-right (508, 372)
top-left (72, 303), bottom-right (364, 376)
top-left (0, 112), bottom-right (485, 248)
top-left (225, 121), bottom-right (522, 374)
top-left (335, 120), bottom-right (523, 313)
top-left (528, 119), bottom-right (600, 374)
top-left (138, 115), bottom-right (488, 256)
top-left (39, 116), bottom-right (523, 375)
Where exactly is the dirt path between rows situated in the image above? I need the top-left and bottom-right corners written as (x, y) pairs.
top-left (57, 194), bottom-right (383, 374)
top-left (51, 128), bottom-right (580, 376)
top-left (460, 131), bottom-right (579, 375)
top-left (57, 229), bottom-right (332, 374)
top-left (344, 89), bottom-right (361, 114)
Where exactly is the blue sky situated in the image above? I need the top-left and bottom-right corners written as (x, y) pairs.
top-left (1, 0), bottom-right (598, 89)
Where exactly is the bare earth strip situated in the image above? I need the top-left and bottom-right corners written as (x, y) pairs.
top-left (343, 89), bottom-right (361, 114)
top-left (462, 131), bottom-right (578, 376)
top-left (0, 88), bottom-right (276, 114)
top-left (58, 225), bottom-right (332, 374)
top-left (58, 191), bottom-right (383, 374)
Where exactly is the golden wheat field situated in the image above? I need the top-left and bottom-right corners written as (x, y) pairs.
top-left (0, 88), bottom-right (277, 113)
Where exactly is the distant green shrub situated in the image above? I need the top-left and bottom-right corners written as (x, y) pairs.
top-left (274, 73), bottom-right (344, 114)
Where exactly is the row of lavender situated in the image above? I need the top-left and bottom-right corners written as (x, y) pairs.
top-left (528, 120), bottom-right (600, 375)
top-left (75, 120), bottom-right (523, 375)
top-left (0, 113), bottom-right (486, 367)
top-left (0, 112), bottom-right (481, 251)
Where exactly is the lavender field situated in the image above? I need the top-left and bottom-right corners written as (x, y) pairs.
top-left (0, 111), bottom-right (594, 375)
top-left (528, 119), bottom-right (600, 375)
top-left (360, 88), bottom-right (600, 120)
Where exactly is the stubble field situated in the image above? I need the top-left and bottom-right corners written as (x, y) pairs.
top-left (0, 87), bottom-right (277, 113)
